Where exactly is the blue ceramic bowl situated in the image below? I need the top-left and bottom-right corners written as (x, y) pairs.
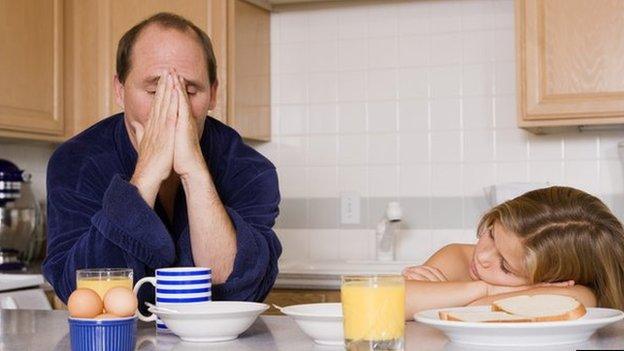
top-left (68, 316), bottom-right (137, 351)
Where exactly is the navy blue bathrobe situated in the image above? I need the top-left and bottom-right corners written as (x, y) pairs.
top-left (43, 113), bottom-right (281, 307)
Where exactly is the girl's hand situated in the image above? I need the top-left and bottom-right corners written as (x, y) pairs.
top-left (483, 280), bottom-right (575, 296)
top-left (402, 265), bottom-right (448, 282)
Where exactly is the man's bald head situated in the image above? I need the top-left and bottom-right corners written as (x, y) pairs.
top-left (116, 12), bottom-right (218, 86)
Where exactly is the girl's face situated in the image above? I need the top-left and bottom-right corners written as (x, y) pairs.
top-left (469, 221), bottom-right (529, 286)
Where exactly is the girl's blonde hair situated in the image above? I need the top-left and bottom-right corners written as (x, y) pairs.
top-left (477, 186), bottom-right (624, 310)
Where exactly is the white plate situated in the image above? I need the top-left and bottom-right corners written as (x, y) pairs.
top-left (415, 306), bottom-right (624, 347)
top-left (280, 303), bottom-right (344, 346)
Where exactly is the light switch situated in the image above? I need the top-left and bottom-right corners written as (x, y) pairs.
top-left (340, 192), bottom-right (360, 224)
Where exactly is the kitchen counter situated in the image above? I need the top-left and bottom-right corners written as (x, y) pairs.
top-left (5, 309), bottom-right (624, 351)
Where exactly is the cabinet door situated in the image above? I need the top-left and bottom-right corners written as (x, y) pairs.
top-left (65, 0), bottom-right (227, 136)
top-left (65, 0), bottom-right (270, 140)
top-left (227, 0), bottom-right (271, 141)
top-left (0, 0), bottom-right (64, 136)
top-left (517, 0), bottom-right (624, 128)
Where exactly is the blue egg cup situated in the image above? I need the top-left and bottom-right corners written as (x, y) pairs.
top-left (68, 316), bottom-right (137, 351)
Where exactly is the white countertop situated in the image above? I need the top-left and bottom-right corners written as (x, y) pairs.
top-left (6, 309), bottom-right (624, 350)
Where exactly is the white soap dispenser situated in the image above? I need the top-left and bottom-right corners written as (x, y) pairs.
top-left (376, 202), bottom-right (402, 261)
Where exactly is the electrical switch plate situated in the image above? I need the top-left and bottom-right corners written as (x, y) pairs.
top-left (340, 192), bottom-right (360, 224)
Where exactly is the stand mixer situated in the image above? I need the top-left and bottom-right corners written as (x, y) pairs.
top-left (0, 159), bottom-right (44, 270)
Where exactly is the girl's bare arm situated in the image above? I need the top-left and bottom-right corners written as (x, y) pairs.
top-left (405, 280), bottom-right (487, 320)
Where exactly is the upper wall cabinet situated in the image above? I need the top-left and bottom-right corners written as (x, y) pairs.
top-left (66, 0), bottom-right (271, 141)
top-left (0, 0), bottom-right (269, 142)
top-left (0, 0), bottom-right (64, 140)
top-left (516, 0), bottom-right (624, 131)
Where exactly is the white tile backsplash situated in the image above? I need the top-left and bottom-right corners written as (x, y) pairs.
top-left (400, 165), bottom-right (431, 197)
top-left (368, 101), bottom-right (398, 133)
top-left (431, 131), bottom-right (462, 163)
top-left (337, 71), bottom-right (367, 101)
top-left (308, 72), bottom-right (337, 103)
top-left (368, 134), bottom-right (398, 165)
top-left (431, 163), bottom-right (462, 196)
top-left (338, 166), bottom-right (368, 196)
top-left (398, 67), bottom-right (429, 99)
top-left (430, 33), bottom-right (462, 66)
top-left (308, 40), bottom-right (338, 72)
top-left (462, 96), bottom-right (493, 130)
top-left (308, 135), bottom-right (337, 166)
top-left (463, 63), bottom-right (494, 96)
top-left (430, 98), bottom-right (461, 130)
top-left (369, 165), bottom-right (399, 197)
top-left (307, 166), bottom-right (338, 198)
top-left (398, 99), bottom-right (429, 132)
top-left (396, 229), bottom-right (434, 263)
top-left (496, 162), bottom-right (529, 183)
top-left (309, 104), bottom-right (338, 134)
top-left (265, 0), bottom-right (624, 264)
top-left (339, 229), bottom-right (373, 260)
top-left (338, 39), bottom-right (368, 70)
top-left (309, 229), bottom-right (340, 260)
top-left (463, 162), bottom-right (496, 197)
top-left (430, 66), bottom-right (461, 98)
top-left (338, 134), bottom-right (367, 165)
top-left (338, 102), bottom-right (367, 133)
top-left (600, 160), bottom-right (624, 194)
top-left (564, 160), bottom-right (600, 195)
top-left (529, 161), bottom-right (564, 184)
top-left (399, 133), bottom-right (429, 164)
top-left (279, 104), bottom-right (308, 135)
top-left (367, 69), bottom-right (398, 101)
top-left (463, 130), bottom-right (494, 162)
top-left (398, 36), bottom-right (429, 67)
top-left (564, 133), bottom-right (599, 160)
top-left (368, 37), bottom-right (398, 69)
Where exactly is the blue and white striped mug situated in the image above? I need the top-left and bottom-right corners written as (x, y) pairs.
top-left (133, 267), bottom-right (211, 331)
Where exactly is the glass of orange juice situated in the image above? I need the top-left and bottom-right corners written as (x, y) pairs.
top-left (341, 274), bottom-right (405, 351)
top-left (76, 268), bottom-right (133, 299)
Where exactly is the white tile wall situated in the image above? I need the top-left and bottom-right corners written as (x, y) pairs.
top-left (260, 0), bottom-right (624, 264)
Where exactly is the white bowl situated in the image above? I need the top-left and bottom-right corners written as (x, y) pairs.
top-left (280, 303), bottom-right (344, 346)
top-left (148, 301), bottom-right (269, 343)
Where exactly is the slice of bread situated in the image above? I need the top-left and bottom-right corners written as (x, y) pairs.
top-left (491, 294), bottom-right (586, 322)
top-left (438, 294), bottom-right (586, 323)
top-left (439, 311), bottom-right (533, 322)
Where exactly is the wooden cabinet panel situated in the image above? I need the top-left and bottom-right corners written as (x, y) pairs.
top-left (1, 0), bottom-right (270, 141)
top-left (64, 0), bottom-right (270, 140)
top-left (0, 0), bottom-right (64, 136)
top-left (263, 288), bottom-right (340, 315)
top-left (517, 0), bottom-right (624, 129)
top-left (227, 0), bottom-right (271, 141)
top-left (65, 0), bottom-right (223, 135)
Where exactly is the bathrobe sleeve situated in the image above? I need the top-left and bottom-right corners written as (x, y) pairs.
top-left (43, 154), bottom-right (175, 303)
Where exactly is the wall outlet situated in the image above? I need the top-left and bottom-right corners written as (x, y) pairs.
top-left (340, 192), bottom-right (360, 224)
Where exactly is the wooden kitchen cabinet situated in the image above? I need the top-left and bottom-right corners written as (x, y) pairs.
top-left (0, 0), bottom-right (65, 141)
top-left (0, 0), bottom-right (270, 142)
top-left (263, 288), bottom-right (341, 315)
top-left (65, 0), bottom-right (270, 141)
top-left (516, 0), bottom-right (624, 131)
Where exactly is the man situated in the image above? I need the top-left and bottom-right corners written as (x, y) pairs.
top-left (43, 13), bottom-right (281, 306)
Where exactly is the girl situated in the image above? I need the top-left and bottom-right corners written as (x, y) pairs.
top-left (402, 186), bottom-right (624, 319)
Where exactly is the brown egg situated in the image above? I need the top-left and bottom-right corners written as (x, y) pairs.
top-left (68, 288), bottom-right (104, 318)
top-left (103, 287), bottom-right (138, 317)
top-left (94, 313), bottom-right (118, 319)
